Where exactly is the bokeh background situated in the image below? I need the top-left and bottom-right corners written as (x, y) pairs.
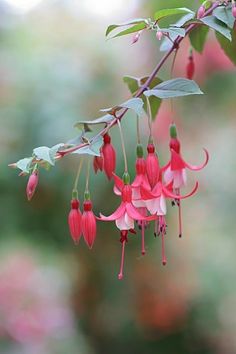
top-left (0, 0), bottom-right (236, 353)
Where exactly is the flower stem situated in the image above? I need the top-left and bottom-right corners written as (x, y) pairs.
top-left (85, 157), bottom-right (90, 192)
top-left (146, 97), bottom-right (153, 142)
top-left (73, 158), bottom-right (84, 194)
top-left (117, 119), bottom-right (128, 173)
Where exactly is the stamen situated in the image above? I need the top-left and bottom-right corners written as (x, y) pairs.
top-left (154, 219), bottom-right (158, 237)
top-left (141, 221), bottom-right (146, 255)
top-left (160, 216), bottom-right (167, 266)
top-left (118, 236), bottom-right (127, 280)
top-left (175, 188), bottom-right (182, 238)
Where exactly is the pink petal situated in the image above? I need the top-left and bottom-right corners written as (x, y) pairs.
top-left (163, 182), bottom-right (199, 199)
top-left (116, 212), bottom-right (134, 230)
top-left (112, 173), bottom-right (124, 191)
top-left (140, 185), bottom-right (155, 200)
top-left (99, 203), bottom-right (125, 221)
top-left (161, 161), bottom-right (171, 172)
top-left (170, 149), bottom-right (186, 170)
top-left (184, 148), bottom-right (209, 171)
top-left (163, 166), bottom-right (173, 185)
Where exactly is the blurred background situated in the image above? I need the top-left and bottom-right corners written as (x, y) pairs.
top-left (0, 0), bottom-right (236, 353)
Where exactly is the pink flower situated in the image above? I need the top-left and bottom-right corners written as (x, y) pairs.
top-left (197, 5), bottom-right (205, 19)
top-left (99, 177), bottom-right (156, 278)
top-left (102, 133), bottom-right (116, 180)
top-left (82, 199), bottom-right (97, 249)
top-left (26, 170), bottom-right (39, 201)
top-left (146, 143), bottom-right (160, 189)
top-left (132, 31), bottom-right (142, 44)
top-left (68, 199), bottom-right (82, 244)
top-left (186, 53), bottom-right (195, 80)
top-left (232, 3), bottom-right (236, 18)
top-left (156, 31), bottom-right (163, 41)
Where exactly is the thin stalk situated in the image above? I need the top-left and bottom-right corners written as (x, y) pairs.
top-left (117, 119), bottom-right (128, 173)
top-left (85, 158), bottom-right (90, 192)
top-left (146, 96), bottom-right (153, 142)
top-left (73, 158), bottom-right (84, 192)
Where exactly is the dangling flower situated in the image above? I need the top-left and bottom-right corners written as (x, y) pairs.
top-left (82, 193), bottom-right (97, 249)
top-left (163, 123), bottom-right (208, 237)
top-left (99, 173), bottom-right (156, 278)
top-left (102, 133), bottom-right (116, 180)
top-left (68, 198), bottom-right (82, 244)
top-left (26, 169), bottom-right (39, 201)
top-left (186, 51), bottom-right (195, 80)
top-left (93, 155), bottom-right (103, 174)
top-left (146, 143), bottom-right (160, 189)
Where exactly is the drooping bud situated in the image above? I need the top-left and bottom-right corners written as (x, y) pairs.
top-left (102, 133), bottom-right (116, 180)
top-left (169, 124), bottom-right (181, 153)
top-left (197, 5), bottom-right (205, 19)
top-left (26, 170), bottom-right (39, 201)
top-left (68, 199), bottom-right (82, 244)
top-left (82, 199), bottom-right (96, 249)
top-left (186, 53), bottom-right (195, 80)
top-left (93, 155), bottom-right (103, 174)
top-left (146, 143), bottom-right (160, 189)
top-left (156, 31), bottom-right (163, 41)
top-left (232, 3), bottom-right (236, 18)
top-left (132, 31), bottom-right (141, 44)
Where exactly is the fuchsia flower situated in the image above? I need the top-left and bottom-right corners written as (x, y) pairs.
top-left (68, 198), bottom-right (82, 244)
top-left (197, 5), bottom-right (205, 19)
top-left (93, 155), bottom-right (103, 174)
top-left (163, 123), bottom-right (209, 237)
top-left (102, 133), bottom-right (116, 180)
top-left (82, 198), bottom-right (97, 249)
top-left (26, 170), bottom-right (39, 201)
top-left (146, 143), bottom-right (160, 189)
top-left (99, 173), bottom-right (156, 279)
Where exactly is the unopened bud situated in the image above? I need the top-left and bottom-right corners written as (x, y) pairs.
top-left (197, 5), bottom-right (205, 19)
top-left (26, 170), bottom-right (39, 201)
top-left (156, 31), bottom-right (163, 41)
top-left (132, 31), bottom-right (141, 44)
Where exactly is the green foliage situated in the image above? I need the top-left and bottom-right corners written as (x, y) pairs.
top-left (154, 7), bottom-right (194, 21)
top-left (216, 29), bottom-right (236, 65)
top-left (158, 27), bottom-right (185, 38)
top-left (189, 25), bottom-right (209, 53)
top-left (105, 19), bottom-right (148, 38)
top-left (213, 6), bottom-right (235, 29)
top-left (72, 136), bottom-right (103, 157)
top-left (200, 16), bottom-right (232, 41)
top-left (33, 144), bottom-right (64, 166)
top-left (15, 157), bottom-right (33, 174)
top-left (123, 76), bottom-right (162, 120)
top-left (144, 78), bottom-right (203, 99)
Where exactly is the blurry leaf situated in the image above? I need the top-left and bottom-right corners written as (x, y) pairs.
top-left (200, 16), bottom-right (232, 41)
top-left (216, 28), bottom-right (236, 65)
top-left (119, 98), bottom-right (144, 117)
top-left (74, 122), bottom-right (92, 132)
top-left (213, 6), bottom-right (235, 29)
top-left (106, 18), bottom-right (148, 36)
top-left (109, 23), bottom-right (146, 39)
top-left (159, 27), bottom-right (185, 37)
top-left (144, 78), bottom-right (203, 99)
top-left (189, 25), bottom-right (209, 53)
top-left (154, 7), bottom-right (194, 21)
top-left (74, 114), bottom-right (114, 128)
top-left (16, 157), bottom-right (33, 174)
top-left (72, 136), bottom-right (103, 157)
top-left (123, 76), bottom-right (162, 120)
top-left (160, 13), bottom-right (195, 51)
top-left (33, 144), bottom-right (64, 166)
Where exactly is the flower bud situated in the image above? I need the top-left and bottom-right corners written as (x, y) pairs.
top-left (197, 5), bottom-right (205, 19)
top-left (68, 199), bottom-right (82, 244)
top-left (232, 4), bottom-right (236, 18)
top-left (26, 170), bottom-right (39, 201)
top-left (156, 31), bottom-right (163, 41)
top-left (186, 54), bottom-right (195, 80)
top-left (146, 144), bottom-right (160, 189)
top-left (93, 155), bottom-right (103, 174)
top-left (82, 200), bottom-right (97, 249)
top-left (132, 31), bottom-right (141, 44)
top-left (102, 133), bottom-right (116, 180)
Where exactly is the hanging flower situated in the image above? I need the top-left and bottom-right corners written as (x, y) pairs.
top-left (68, 198), bottom-right (82, 244)
top-left (102, 133), bottom-right (116, 180)
top-left (146, 143), bottom-right (160, 189)
top-left (93, 155), bottom-right (103, 174)
top-left (82, 195), bottom-right (97, 249)
top-left (26, 169), bottom-right (39, 201)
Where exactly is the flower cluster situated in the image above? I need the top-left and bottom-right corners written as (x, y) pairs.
top-left (41, 122), bottom-right (207, 280)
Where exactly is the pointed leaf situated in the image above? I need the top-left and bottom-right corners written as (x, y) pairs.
top-left (109, 23), bottom-right (146, 39)
top-left (119, 97), bottom-right (144, 117)
top-left (16, 157), bottom-right (33, 174)
top-left (144, 78), bottom-right (203, 99)
top-left (106, 18), bottom-right (148, 36)
top-left (189, 25), bottom-right (209, 53)
top-left (159, 27), bottom-right (185, 37)
top-left (216, 28), bottom-right (236, 65)
top-left (72, 136), bottom-right (103, 157)
top-left (154, 7), bottom-right (194, 21)
top-left (200, 16), bottom-right (232, 41)
top-left (213, 6), bottom-right (235, 29)
top-left (74, 114), bottom-right (114, 128)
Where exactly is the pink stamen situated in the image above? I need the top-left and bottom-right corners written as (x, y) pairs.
top-left (141, 221), bottom-right (146, 255)
top-left (159, 216), bottom-right (167, 265)
top-left (118, 238), bottom-right (126, 280)
top-left (175, 188), bottom-right (182, 238)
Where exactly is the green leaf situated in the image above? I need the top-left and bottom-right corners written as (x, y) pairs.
top-left (154, 7), bottom-right (194, 21)
top-left (159, 27), bottom-right (185, 37)
top-left (74, 114), bottom-right (114, 128)
top-left (189, 25), bottom-right (209, 53)
top-left (213, 6), bottom-right (235, 29)
top-left (216, 28), bottom-right (236, 65)
top-left (200, 16), bottom-right (232, 41)
top-left (144, 78), bottom-right (203, 99)
top-left (33, 144), bottom-right (64, 165)
top-left (119, 98), bottom-right (144, 117)
top-left (72, 136), bottom-right (103, 157)
top-left (106, 18), bottom-right (148, 36)
top-left (16, 157), bottom-right (33, 174)
top-left (160, 13), bottom-right (195, 52)
top-left (123, 76), bottom-right (162, 120)
top-left (109, 23), bottom-right (146, 39)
